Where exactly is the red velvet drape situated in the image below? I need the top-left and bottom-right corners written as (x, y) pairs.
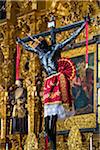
top-left (16, 43), bottom-right (21, 80)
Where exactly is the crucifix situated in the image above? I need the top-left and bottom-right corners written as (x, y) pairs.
top-left (17, 15), bottom-right (91, 150)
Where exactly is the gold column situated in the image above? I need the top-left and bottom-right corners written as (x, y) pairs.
top-left (0, 1), bottom-right (19, 149)
top-left (28, 54), bottom-right (36, 134)
top-left (0, 91), bottom-right (8, 150)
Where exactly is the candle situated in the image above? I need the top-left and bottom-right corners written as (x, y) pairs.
top-left (1, 118), bottom-right (3, 139)
top-left (90, 135), bottom-right (93, 150)
top-left (6, 143), bottom-right (8, 150)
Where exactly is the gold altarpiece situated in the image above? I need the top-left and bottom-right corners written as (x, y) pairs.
top-left (0, 0), bottom-right (100, 149)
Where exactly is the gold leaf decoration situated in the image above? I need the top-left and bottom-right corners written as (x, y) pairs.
top-left (68, 126), bottom-right (82, 150)
top-left (57, 113), bottom-right (96, 131)
top-left (24, 133), bottom-right (38, 150)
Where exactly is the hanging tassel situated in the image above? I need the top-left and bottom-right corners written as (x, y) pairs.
top-left (16, 42), bottom-right (21, 80)
top-left (85, 21), bottom-right (88, 69)
top-left (45, 135), bottom-right (48, 150)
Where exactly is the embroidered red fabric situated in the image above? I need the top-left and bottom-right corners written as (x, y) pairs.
top-left (43, 73), bottom-right (62, 104)
top-left (43, 58), bottom-right (76, 105)
top-left (58, 58), bottom-right (76, 80)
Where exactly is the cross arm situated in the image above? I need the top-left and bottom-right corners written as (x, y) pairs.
top-left (18, 20), bottom-right (86, 43)
top-left (56, 21), bottom-right (86, 50)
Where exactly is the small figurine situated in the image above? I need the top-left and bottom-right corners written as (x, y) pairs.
top-left (12, 79), bottom-right (28, 134)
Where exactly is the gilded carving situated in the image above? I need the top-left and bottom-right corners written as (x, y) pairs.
top-left (68, 126), bottom-right (82, 150)
top-left (0, 89), bottom-right (8, 140)
top-left (20, 51), bottom-right (30, 79)
top-left (24, 133), bottom-right (38, 150)
top-left (57, 113), bottom-right (96, 131)
top-left (0, 0), bottom-right (99, 149)
top-left (9, 134), bottom-right (20, 150)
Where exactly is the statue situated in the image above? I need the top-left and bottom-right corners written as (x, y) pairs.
top-left (17, 20), bottom-right (87, 149)
top-left (12, 79), bottom-right (28, 134)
